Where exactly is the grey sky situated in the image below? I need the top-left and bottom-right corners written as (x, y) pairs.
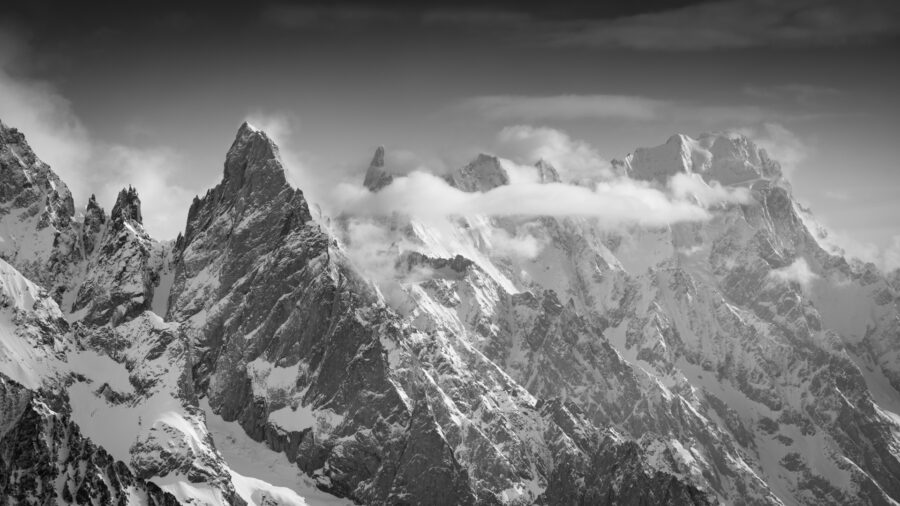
top-left (0, 0), bottom-right (898, 266)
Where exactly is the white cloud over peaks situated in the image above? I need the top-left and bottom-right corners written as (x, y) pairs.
top-left (333, 169), bottom-right (750, 229)
top-left (769, 257), bottom-right (819, 289)
top-left (494, 125), bottom-right (612, 179)
top-left (668, 173), bottom-right (752, 206)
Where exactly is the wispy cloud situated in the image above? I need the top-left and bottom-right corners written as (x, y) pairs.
top-left (551, 0), bottom-right (900, 50)
top-left (460, 94), bottom-right (664, 121)
top-left (742, 84), bottom-right (841, 107)
top-left (494, 125), bottom-right (611, 179)
top-left (769, 257), bottom-right (818, 289)
top-left (333, 169), bottom-right (747, 228)
top-left (459, 93), bottom-right (806, 126)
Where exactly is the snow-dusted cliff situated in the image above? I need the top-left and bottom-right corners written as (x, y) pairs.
top-left (1, 117), bottom-right (898, 505)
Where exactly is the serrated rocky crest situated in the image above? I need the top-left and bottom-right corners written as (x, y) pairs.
top-left (4, 117), bottom-right (899, 505)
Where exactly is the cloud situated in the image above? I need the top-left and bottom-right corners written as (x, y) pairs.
top-left (487, 228), bottom-right (544, 260)
top-left (668, 173), bottom-right (751, 206)
top-left (460, 94), bottom-right (807, 127)
top-left (731, 122), bottom-right (808, 176)
top-left (461, 94), bottom-right (664, 121)
top-left (742, 84), bottom-right (841, 107)
top-left (333, 170), bottom-right (747, 229)
top-left (883, 235), bottom-right (900, 272)
top-left (494, 125), bottom-right (611, 179)
top-left (551, 0), bottom-right (900, 50)
top-left (97, 146), bottom-right (194, 240)
top-left (769, 257), bottom-right (818, 288)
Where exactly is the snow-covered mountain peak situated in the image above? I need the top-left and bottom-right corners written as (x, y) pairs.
top-left (222, 121), bottom-right (287, 195)
top-left (626, 132), bottom-right (782, 186)
top-left (110, 186), bottom-right (143, 228)
top-left (0, 119), bottom-right (75, 227)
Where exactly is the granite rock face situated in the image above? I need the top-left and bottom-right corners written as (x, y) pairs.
top-left (0, 376), bottom-right (180, 506)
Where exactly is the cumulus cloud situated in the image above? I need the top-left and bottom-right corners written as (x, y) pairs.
top-left (551, 0), bottom-right (900, 50)
top-left (333, 170), bottom-right (746, 229)
top-left (494, 125), bottom-right (611, 179)
top-left (769, 257), bottom-right (819, 288)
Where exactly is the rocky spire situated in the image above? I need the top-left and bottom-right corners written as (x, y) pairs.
top-left (82, 194), bottom-right (107, 256)
top-left (110, 186), bottom-right (142, 227)
top-left (363, 145), bottom-right (394, 192)
top-left (444, 154), bottom-right (509, 192)
top-left (534, 159), bottom-right (561, 183)
top-left (370, 145), bottom-right (385, 168)
top-left (222, 122), bottom-right (287, 196)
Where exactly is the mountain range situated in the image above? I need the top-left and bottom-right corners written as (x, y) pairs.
top-left (1, 118), bottom-right (899, 505)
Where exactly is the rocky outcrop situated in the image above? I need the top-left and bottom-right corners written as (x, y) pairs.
top-left (444, 154), bottom-right (510, 192)
top-left (0, 376), bottom-right (180, 505)
top-left (363, 146), bottom-right (394, 192)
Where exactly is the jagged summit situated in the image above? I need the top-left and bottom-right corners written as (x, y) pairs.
top-left (534, 159), bottom-right (561, 183)
top-left (625, 132), bottom-right (782, 185)
top-left (363, 145), bottom-right (394, 192)
top-left (0, 118), bottom-right (75, 224)
top-left (110, 186), bottom-right (142, 226)
top-left (223, 121), bottom-right (287, 195)
top-left (444, 153), bottom-right (509, 192)
top-left (371, 145), bottom-right (385, 167)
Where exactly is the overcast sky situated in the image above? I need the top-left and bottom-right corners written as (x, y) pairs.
top-left (1, 0), bottom-right (899, 266)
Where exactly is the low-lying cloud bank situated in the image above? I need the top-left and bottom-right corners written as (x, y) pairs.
top-left (333, 168), bottom-right (749, 229)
